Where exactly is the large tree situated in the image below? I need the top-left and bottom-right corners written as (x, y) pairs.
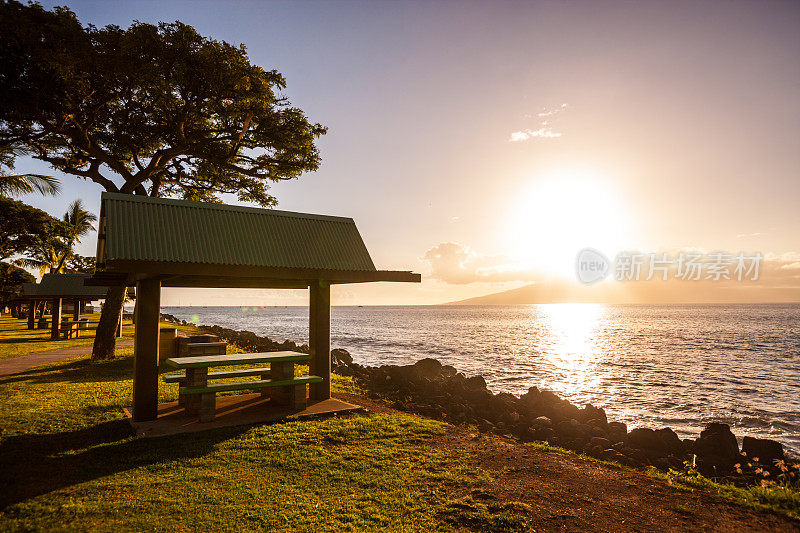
top-left (0, 2), bottom-right (326, 359)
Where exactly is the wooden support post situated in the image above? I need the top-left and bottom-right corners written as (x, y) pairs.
top-left (133, 278), bottom-right (160, 422)
top-left (309, 280), bottom-right (331, 401)
top-left (116, 309), bottom-right (123, 337)
top-left (27, 301), bottom-right (34, 330)
top-left (50, 298), bottom-right (61, 340)
top-left (73, 299), bottom-right (80, 321)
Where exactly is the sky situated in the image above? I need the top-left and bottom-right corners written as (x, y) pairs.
top-left (15, 0), bottom-right (800, 305)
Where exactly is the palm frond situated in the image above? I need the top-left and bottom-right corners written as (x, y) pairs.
top-left (13, 257), bottom-right (48, 277)
top-left (64, 199), bottom-right (97, 241)
top-left (0, 173), bottom-right (61, 197)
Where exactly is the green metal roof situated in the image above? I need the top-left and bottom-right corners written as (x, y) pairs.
top-left (21, 283), bottom-right (38, 296)
top-left (98, 193), bottom-right (377, 272)
top-left (22, 273), bottom-right (109, 299)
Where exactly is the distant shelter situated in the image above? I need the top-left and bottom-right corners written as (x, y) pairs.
top-left (19, 273), bottom-right (117, 339)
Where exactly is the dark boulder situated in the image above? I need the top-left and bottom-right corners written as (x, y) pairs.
top-left (521, 386), bottom-right (541, 403)
top-left (333, 365), bottom-right (354, 376)
top-left (607, 422), bottom-right (627, 443)
top-left (518, 387), bottom-right (542, 416)
top-left (477, 419), bottom-right (494, 433)
top-left (654, 428), bottom-right (684, 456)
top-left (532, 416), bottom-right (553, 429)
top-left (589, 436), bottom-right (612, 450)
top-left (331, 348), bottom-right (353, 367)
top-left (441, 365), bottom-right (458, 378)
top-left (413, 358), bottom-right (443, 377)
top-left (539, 399), bottom-right (581, 423)
top-left (694, 423), bottom-right (739, 471)
top-left (555, 419), bottom-right (586, 440)
top-left (626, 428), bottom-right (662, 452)
top-left (579, 404), bottom-right (608, 426)
top-left (465, 375), bottom-right (487, 391)
top-left (588, 424), bottom-right (608, 438)
top-left (741, 436), bottom-right (784, 464)
top-left (526, 422), bottom-right (555, 442)
top-left (625, 427), bottom-right (682, 458)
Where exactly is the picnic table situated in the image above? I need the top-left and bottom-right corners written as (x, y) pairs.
top-left (60, 318), bottom-right (99, 339)
top-left (163, 351), bottom-right (322, 422)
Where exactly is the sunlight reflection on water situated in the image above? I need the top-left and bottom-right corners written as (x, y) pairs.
top-left (538, 303), bottom-right (605, 403)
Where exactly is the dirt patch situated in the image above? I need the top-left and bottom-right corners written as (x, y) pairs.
top-left (340, 393), bottom-right (799, 532)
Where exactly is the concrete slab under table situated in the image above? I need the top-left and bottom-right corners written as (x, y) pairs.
top-left (124, 394), bottom-right (364, 438)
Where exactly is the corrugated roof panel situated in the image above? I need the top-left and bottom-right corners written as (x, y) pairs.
top-left (28, 273), bottom-right (110, 298)
top-left (101, 193), bottom-right (377, 271)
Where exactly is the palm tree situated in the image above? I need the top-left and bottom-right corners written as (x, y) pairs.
top-left (0, 145), bottom-right (60, 197)
top-left (15, 200), bottom-right (97, 275)
top-left (62, 200), bottom-right (97, 245)
top-left (15, 245), bottom-right (62, 278)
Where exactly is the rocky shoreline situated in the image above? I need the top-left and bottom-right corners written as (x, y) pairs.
top-left (161, 314), bottom-right (799, 488)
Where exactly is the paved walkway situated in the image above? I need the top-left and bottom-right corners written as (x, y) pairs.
top-left (0, 340), bottom-right (134, 378)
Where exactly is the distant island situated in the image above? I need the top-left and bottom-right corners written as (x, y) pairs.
top-left (448, 280), bottom-right (800, 305)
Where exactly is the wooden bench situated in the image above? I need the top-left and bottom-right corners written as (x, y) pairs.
top-left (164, 351), bottom-right (319, 422)
top-left (181, 376), bottom-right (322, 422)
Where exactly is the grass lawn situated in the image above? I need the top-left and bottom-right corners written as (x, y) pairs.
top-left (0, 315), bottom-right (135, 361)
top-left (0, 320), bottom-right (491, 531)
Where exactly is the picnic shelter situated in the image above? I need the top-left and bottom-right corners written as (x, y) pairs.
top-left (87, 192), bottom-right (420, 423)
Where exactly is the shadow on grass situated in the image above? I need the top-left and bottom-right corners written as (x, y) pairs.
top-left (0, 356), bottom-right (135, 385)
top-left (0, 419), bottom-right (252, 509)
top-left (0, 336), bottom-right (68, 345)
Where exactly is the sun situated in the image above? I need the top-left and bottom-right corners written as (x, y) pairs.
top-left (506, 167), bottom-right (633, 277)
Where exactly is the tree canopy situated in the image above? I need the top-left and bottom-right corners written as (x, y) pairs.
top-left (0, 196), bottom-right (68, 261)
top-left (65, 254), bottom-right (96, 275)
top-left (0, 1), bottom-right (327, 206)
top-left (0, 261), bottom-right (35, 302)
top-left (16, 199), bottom-right (97, 276)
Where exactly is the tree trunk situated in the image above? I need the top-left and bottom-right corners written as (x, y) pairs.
top-left (92, 286), bottom-right (125, 361)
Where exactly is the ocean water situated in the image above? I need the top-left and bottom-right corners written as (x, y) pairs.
top-left (162, 304), bottom-right (800, 454)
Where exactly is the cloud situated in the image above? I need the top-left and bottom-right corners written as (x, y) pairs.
top-left (509, 103), bottom-right (567, 142)
top-left (421, 242), bottom-right (539, 284)
top-left (764, 251), bottom-right (800, 262)
top-left (537, 103), bottom-right (568, 117)
top-left (421, 243), bottom-right (800, 289)
top-left (509, 128), bottom-right (562, 142)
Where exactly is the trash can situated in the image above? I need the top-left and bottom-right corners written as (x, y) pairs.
top-left (159, 327), bottom-right (178, 360)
